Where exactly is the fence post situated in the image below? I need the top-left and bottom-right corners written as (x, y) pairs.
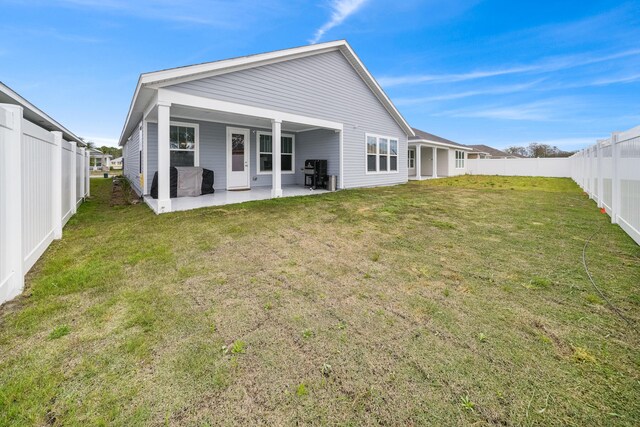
top-left (596, 143), bottom-right (602, 207)
top-left (70, 142), bottom-right (77, 214)
top-left (78, 146), bottom-right (85, 201)
top-left (611, 132), bottom-right (620, 224)
top-left (1, 104), bottom-right (24, 302)
top-left (85, 149), bottom-right (90, 197)
top-left (51, 131), bottom-right (63, 239)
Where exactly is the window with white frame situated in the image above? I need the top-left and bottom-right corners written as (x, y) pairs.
top-left (408, 149), bottom-right (415, 168)
top-left (455, 150), bottom-right (465, 169)
top-left (170, 122), bottom-right (198, 167)
top-left (257, 132), bottom-right (295, 174)
top-left (366, 134), bottom-right (399, 173)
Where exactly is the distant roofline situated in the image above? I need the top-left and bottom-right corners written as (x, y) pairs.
top-left (0, 81), bottom-right (84, 145)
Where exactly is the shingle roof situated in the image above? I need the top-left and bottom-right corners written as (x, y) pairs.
top-left (466, 144), bottom-right (523, 158)
top-left (409, 127), bottom-right (469, 149)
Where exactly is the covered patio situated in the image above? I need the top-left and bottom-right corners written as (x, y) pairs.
top-left (141, 88), bottom-right (343, 214)
top-left (144, 185), bottom-right (329, 213)
top-left (408, 143), bottom-right (450, 180)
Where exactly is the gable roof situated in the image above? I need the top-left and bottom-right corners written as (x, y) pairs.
top-left (119, 40), bottom-right (414, 145)
top-left (466, 144), bottom-right (522, 158)
top-left (409, 127), bottom-right (472, 150)
top-left (0, 81), bottom-right (84, 145)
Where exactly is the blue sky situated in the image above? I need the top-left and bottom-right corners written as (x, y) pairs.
top-left (1, 0), bottom-right (638, 150)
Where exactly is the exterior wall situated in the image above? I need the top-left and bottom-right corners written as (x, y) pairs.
top-left (438, 148), bottom-right (449, 177)
top-left (167, 50), bottom-right (408, 189)
top-left (123, 122), bottom-right (142, 195)
top-left (145, 119), bottom-right (339, 193)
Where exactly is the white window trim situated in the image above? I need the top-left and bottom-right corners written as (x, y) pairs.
top-left (255, 131), bottom-right (296, 175)
top-left (365, 133), bottom-right (400, 175)
top-left (455, 150), bottom-right (465, 169)
top-left (170, 121), bottom-right (200, 167)
top-left (408, 148), bottom-right (415, 169)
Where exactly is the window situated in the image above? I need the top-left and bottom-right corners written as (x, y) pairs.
top-left (170, 122), bottom-right (198, 167)
top-left (408, 149), bottom-right (415, 168)
top-left (455, 150), bottom-right (465, 169)
top-left (365, 134), bottom-right (399, 173)
top-left (256, 132), bottom-right (295, 174)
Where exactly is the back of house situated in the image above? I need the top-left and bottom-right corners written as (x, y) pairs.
top-left (120, 40), bottom-right (414, 214)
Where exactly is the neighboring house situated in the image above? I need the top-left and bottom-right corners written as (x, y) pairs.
top-left (408, 128), bottom-right (472, 179)
top-left (110, 156), bottom-right (123, 169)
top-left (119, 40), bottom-right (413, 214)
top-left (89, 149), bottom-right (112, 171)
top-left (466, 144), bottom-right (522, 159)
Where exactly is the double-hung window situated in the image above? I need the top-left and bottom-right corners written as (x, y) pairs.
top-left (170, 122), bottom-right (199, 167)
top-left (408, 149), bottom-right (415, 168)
top-left (257, 132), bottom-right (295, 174)
top-left (366, 134), bottom-right (399, 173)
top-left (455, 150), bottom-right (465, 169)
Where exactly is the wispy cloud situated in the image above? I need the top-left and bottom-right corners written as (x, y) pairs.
top-left (379, 48), bottom-right (640, 87)
top-left (393, 80), bottom-right (543, 106)
top-left (53, 0), bottom-right (257, 27)
top-left (588, 73), bottom-right (640, 86)
top-left (438, 99), bottom-right (569, 122)
top-left (309, 0), bottom-right (369, 44)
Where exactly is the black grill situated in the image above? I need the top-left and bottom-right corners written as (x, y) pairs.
top-left (304, 159), bottom-right (328, 189)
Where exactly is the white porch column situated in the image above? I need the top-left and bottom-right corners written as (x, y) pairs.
top-left (143, 119), bottom-right (149, 194)
top-left (51, 131), bottom-right (63, 239)
top-left (157, 101), bottom-right (172, 213)
top-left (271, 118), bottom-right (283, 198)
top-left (432, 147), bottom-right (438, 178)
top-left (415, 145), bottom-right (422, 179)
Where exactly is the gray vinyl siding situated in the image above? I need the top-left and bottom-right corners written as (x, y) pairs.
top-left (123, 122), bottom-right (142, 195)
top-left (146, 119), bottom-right (338, 192)
top-left (167, 50), bottom-right (408, 189)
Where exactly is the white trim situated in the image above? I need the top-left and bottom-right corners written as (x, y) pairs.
top-left (255, 131), bottom-right (295, 175)
top-left (160, 89), bottom-right (343, 131)
top-left (410, 139), bottom-right (473, 151)
top-left (226, 126), bottom-right (251, 190)
top-left (339, 129), bottom-right (344, 189)
top-left (169, 120), bottom-right (200, 167)
top-left (364, 133), bottom-right (400, 175)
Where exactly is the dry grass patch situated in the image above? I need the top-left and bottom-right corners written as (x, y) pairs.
top-left (1, 175), bottom-right (639, 426)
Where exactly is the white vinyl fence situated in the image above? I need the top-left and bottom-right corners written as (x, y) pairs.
top-left (570, 125), bottom-right (640, 245)
top-left (467, 157), bottom-right (571, 177)
top-left (0, 104), bottom-right (90, 304)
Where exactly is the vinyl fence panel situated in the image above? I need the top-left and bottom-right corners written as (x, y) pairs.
top-left (571, 125), bottom-right (640, 245)
top-left (0, 104), bottom-right (90, 305)
top-left (467, 157), bottom-right (571, 177)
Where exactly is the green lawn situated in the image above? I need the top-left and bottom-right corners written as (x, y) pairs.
top-left (1, 176), bottom-right (638, 426)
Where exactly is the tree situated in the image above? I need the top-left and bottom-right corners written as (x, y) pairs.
top-left (503, 143), bottom-right (577, 158)
top-left (504, 146), bottom-right (528, 157)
